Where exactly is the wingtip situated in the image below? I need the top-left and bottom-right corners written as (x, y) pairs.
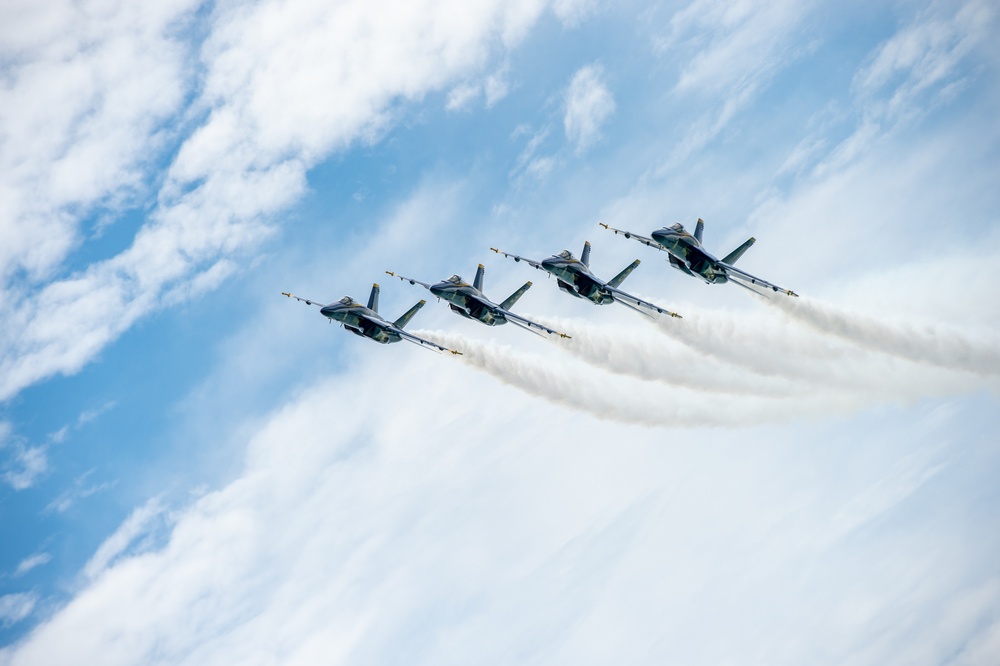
top-left (598, 222), bottom-right (608, 229)
top-left (281, 292), bottom-right (291, 297)
top-left (385, 271), bottom-right (395, 276)
top-left (490, 247), bottom-right (499, 253)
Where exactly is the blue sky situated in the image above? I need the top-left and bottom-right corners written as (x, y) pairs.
top-left (2, 0), bottom-right (999, 662)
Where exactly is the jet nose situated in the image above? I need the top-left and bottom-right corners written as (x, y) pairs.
top-left (320, 305), bottom-right (336, 317)
top-left (429, 283), bottom-right (447, 297)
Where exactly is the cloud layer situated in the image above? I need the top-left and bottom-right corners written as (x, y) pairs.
top-left (0, 0), bottom-right (554, 402)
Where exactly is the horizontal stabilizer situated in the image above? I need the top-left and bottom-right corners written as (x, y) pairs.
top-left (500, 281), bottom-right (532, 310)
top-left (393, 300), bottom-right (425, 329)
top-left (608, 259), bottom-right (640, 288)
top-left (722, 237), bottom-right (755, 265)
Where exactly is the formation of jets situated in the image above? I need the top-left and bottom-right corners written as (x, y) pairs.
top-left (284, 219), bottom-right (798, 354)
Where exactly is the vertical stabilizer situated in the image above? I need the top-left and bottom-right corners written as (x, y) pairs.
top-left (474, 264), bottom-right (485, 292)
top-left (500, 281), bottom-right (532, 310)
top-left (721, 237), bottom-right (756, 265)
top-left (694, 218), bottom-right (705, 243)
top-left (393, 300), bottom-right (425, 329)
top-left (367, 283), bottom-right (380, 312)
top-left (608, 260), bottom-right (640, 288)
top-left (581, 241), bottom-right (592, 267)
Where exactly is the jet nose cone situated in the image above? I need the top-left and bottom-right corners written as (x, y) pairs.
top-left (429, 283), bottom-right (447, 297)
top-left (320, 305), bottom-right (336, 317)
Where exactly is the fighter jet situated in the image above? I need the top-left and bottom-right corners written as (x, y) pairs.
top-left (282, 283), bottom-right (461, 354)
top-left (599, 219), bottom-right (798, 297)
top-left (490, 241), bottom-right (682, 318)
top-left (385, 264), bottom-right (571, 338)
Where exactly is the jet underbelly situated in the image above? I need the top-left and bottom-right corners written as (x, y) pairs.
top-left (557, 279), bottom-right (584, 298)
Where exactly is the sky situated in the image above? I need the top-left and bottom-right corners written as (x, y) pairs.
top-left (1, 0), bottom-right (999, 663)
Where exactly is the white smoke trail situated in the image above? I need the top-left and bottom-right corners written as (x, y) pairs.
top-left (415, 330), bottom-right (865, 428)
top-left (770, 296), bottom-right (1000, 377)
top-left (647, 303), bottom-right (995, 401)
top-left (526, 314), bottom-right (805, 398)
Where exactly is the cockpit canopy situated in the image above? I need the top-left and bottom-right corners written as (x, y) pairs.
top-left (556, 249), bottom-right (574, 259)
top-left (338, 296), bottom-right (353, 305)
top-left (669, 223), bottom-right (685, 232)
top-left (445, 275), bottom-right (464, 284)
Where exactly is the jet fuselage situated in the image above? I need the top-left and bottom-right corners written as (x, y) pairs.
top-left (320, 298), bottom-right (400, 344)
top-left (429, 278), bottom-right (507, 326)
top-left (540, 253), bottom-right (615, 305)
top-left (650, 226), bottom-right (729, 285)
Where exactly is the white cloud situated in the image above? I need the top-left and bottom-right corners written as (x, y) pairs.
top-left (553, 0), bottom-right (601, 27)
top-left (83, 498), bottom-right (165, 581)
top-left (0, 0), bottom-right (553, 402)
top-left (662, 0), bottom-right (810, 94)
top-left (0, 0), bottom-right (199, 282)
top-left (0, 423), bottom-right (48, 491)
top-left (14, 553), bottom-right (52, 578)
top-left (484, 62), bottom-right (512, 107)
top-left (563, 63), bottom-right (615, 152)
top-left (0, 593), bottom-right (37, 628)
top-left (852, 0), bottom-right (996, 122)
top-left (1, 337), bottom-right (997, 664)
top-left (445, 82), bottom-right (481, 111)
top-left (647, 0), bottom-right (814, 171)
top-left (45, 468), bottom-right (117, 514)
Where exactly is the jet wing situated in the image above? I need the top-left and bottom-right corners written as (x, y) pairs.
top-left (719, 263), bottom-right (799, 297)
top-left (598, 223), bottom-right (665, 251)
top-left (606, 285), bottom-right (683, 318)
top-left (501, 308), bottom-right (571, 338)
top-left (355, 312), bottom-right (461, 354)
top-left (460, 292), bottom-right (569, 338)
top-left (282, 292), bottom-right (325, 307)
top-left (384, 271), bottom-right (433, 290)
top-left (490, 247), bottom-right (545, 271)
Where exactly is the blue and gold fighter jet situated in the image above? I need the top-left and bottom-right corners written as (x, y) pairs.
top-left (600, 219), bottom-right (798, 297)
top-left (384, 264), bottom-right (570, 338)
top-left (490, 241), bottom-right (682, 318)
top-left (282, 283), bottom-right (461, 354)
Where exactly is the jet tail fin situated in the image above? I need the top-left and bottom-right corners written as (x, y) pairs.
top-left (367, 283), bottom-right (380, 312)
top-left (500, 281), bottom-right (532, 310)
top-left (473, 264), bottom-right (485, 291)
top-left (393, 300), bottom-right (425, 329)
top-left (581, 241), bottom-right (591, 267)
top-left (608, 259), bottom-right (640, 288)
top-left (721, 237), bottom-right (756, 265)
top-left (694, 218), bottom-right (705, 243)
